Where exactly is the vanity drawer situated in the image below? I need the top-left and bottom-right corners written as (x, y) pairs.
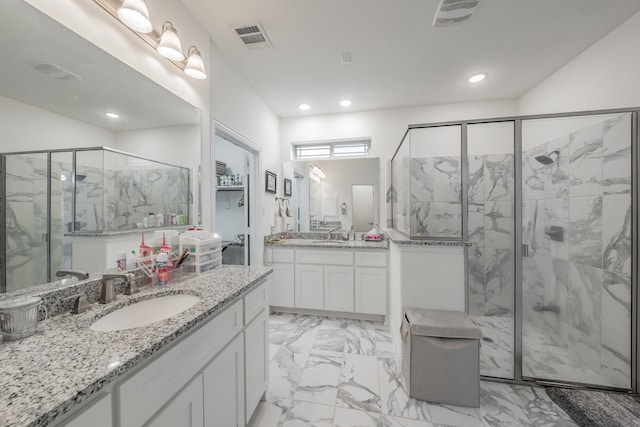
top-left (355, 251), bottom-right (387, 267)
top-left (272, 248), bottom-right (295, 263)
top-left (244, 279), bottom-right (268, 324)
top-left (296, 249), bottom-right (353, 266)
top-left (118, 299), bottom-right (243, 427)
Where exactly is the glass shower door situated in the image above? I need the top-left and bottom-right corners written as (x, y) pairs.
top-left (2, 152), bottom-right (49, 291)
top-left (521, 113), bottom-right (632, 389)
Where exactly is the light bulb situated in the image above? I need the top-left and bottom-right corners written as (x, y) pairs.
top-left (117, 0), bottom-right (152, 33)
top-left (184, 47), bottom-right (207, 79)
top-left (157, 22), bottom-right (185, 61)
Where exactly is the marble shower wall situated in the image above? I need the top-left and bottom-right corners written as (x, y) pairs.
top-left (409, 156), bottom-right (461, 238)
top-left (467, 152), bottom-right (515, 379)
top-left (74, 164), bottom-right (190, 231)
top-left (522, 113), bottom-right (631, 388)
top-left (3, 154), bottom-right (48, 291)
top-left (103, 167), bottom-right (190, 231)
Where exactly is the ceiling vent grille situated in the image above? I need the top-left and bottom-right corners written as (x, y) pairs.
top-left (32, 63), bottom-right (82, 81)
top-left (233, 22), bottom-right (273, 50)
top-left (433, 0), bottom-right (481, 27)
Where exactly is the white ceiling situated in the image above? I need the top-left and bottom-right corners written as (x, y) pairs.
top-left (183, 0), bottom-right (640, 118)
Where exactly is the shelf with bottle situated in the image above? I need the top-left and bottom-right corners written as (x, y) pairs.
top-left (216, 185), bottom-right (245, 191)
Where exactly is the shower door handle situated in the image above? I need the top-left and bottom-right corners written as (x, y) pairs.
top-left (522, 244), bottom-right (529, 257)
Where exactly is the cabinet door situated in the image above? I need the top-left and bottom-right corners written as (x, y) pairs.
top-left (270, 263), bottom-right (295, 307)
top-left (245, 308), bottom-right (269, 421)
top-left (324, 266), bottom-right (354, 312)
top-left (295, 264), bottom-right (324, 309)
top-left (65, 393), bottom-right (112, 427)
top-left (354, 267), bottom-right (387, 315)
top-left (146, 374), bottom-right (204, 427)
top-left (203, 334), bottom-right (245, 427)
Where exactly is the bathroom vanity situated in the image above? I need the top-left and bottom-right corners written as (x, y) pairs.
top-left (267, 238), bottom-right (388, 318)
top-left (0, 265), bottom-right (272, 427)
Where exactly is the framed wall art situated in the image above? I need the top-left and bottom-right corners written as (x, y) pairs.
top-left (265, 170), bottom-right (277, 193)
top-left (284, 178), bottom-right (292, 197)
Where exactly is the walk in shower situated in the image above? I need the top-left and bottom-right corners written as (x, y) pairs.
top-left (391, 109), bottom-right (636, 391)
top-left (0, 147), bottom-right (190, 292)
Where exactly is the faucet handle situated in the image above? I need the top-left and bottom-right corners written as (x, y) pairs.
top-left (64, 293), bottom-right (91, 314)
top-left (123, 273), bottom-right (139, 296)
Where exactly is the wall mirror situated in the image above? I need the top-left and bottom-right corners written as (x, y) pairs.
top-left (0, 0), bottom-right (201, 292)
top-left (283, 158), bottom-right (380, 233)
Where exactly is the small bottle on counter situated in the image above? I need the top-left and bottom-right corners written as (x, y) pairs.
top-left (157, 252), bottom-right (169, 285)
top-left (148, 213), bottom-right (155, 228)
top-left (116, 251), bottom-right (127, 271)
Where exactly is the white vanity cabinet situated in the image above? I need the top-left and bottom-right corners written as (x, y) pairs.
top-left (64, 393), bottom-right (112, 427)
top-left (354, 251), bottom-right (388, 315)
top-left (112, 278), bottom-right (269, 427)
top-left (294, 263), bottom-right (325, 309)
top-left (271, 247), bottom-right (387, 317)
top-left (203, 334), bottom-right (245, 427)
top-left (270, 248), bottom-right (295, 307)
top-left (324, 266), bottom-right (354, 312)
top-left (147, 374), bottom-right (204, 427)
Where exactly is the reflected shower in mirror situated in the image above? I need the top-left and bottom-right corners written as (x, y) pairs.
top-left (283, 158), bottom-right (380, 233)
top-left (0, 0), bottom-right (201, 292)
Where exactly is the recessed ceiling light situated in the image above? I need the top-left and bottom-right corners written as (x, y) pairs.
top-left (105, 112), bottom-right (120, 119)
top-left (299, 103), bottom-right (311, 111)
top-left (339, 99), bottom-right (352, 107)
top-left (468, 73), bottom-right (487, 83)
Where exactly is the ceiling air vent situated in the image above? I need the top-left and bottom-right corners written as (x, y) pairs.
top-left (32, 63), bottom-right (82, 81)
top-left (233, 22), bottom-right (273, 50)
top-left (433, 0), bottom-right (481, 27)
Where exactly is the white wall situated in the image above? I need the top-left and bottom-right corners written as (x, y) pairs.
top-left (0, 96), bottom-right (115, 151)
top-left (519, 10), bottom-right (640, 114)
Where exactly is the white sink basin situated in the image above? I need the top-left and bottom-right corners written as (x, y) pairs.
top-left (89, 294), bottom-right (200, 332)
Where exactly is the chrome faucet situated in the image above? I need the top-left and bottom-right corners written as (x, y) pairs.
top-left (55, 270), bottom-right (89, 280)
top-left (99, 273), bottom-right (136, 304)
top-left (326, 226), bottom-right (342, 240)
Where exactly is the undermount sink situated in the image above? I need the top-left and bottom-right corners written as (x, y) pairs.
top-left (89, 294), bottom-right (200, 332)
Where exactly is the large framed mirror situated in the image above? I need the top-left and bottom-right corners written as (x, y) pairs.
top-left (0, 0), bottom-right (201, 292)
top-left (283, 158), bottom-right (380, 233)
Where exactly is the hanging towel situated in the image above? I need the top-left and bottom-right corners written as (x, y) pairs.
top-left (285, 199), bottom-right (292, 217)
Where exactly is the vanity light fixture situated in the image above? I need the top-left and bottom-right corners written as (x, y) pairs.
top-left (93, 0), bottom-right (207, 80)
top-left (339, 99), bottom-right (352, 107)
top-left (310, 164), bottom-right (325, 180)
top-left (105, 112), bottom-right (120, 119)
top-left (468, 73), bottom-right (487, 83)
top-left (157, 22), bottom-right (184, 61)
top-left (117, 0), bottom-right (152, 33)
top-left (184, 47), bottom-right (207, 79)
top-left (299, 103), bottom-right (311, 111)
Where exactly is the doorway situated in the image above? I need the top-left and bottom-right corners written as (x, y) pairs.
top-left (213, 123), bottom-right (260, 266)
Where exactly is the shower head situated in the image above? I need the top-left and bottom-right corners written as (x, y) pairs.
top-left (534, 150), bottom-right (559, 165)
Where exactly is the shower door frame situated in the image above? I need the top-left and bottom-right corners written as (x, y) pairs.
top-left (394, 106), bottom-right (640, 393)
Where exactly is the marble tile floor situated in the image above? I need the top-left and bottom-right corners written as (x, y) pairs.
top-left (255, 312), bottom-right (577, 427)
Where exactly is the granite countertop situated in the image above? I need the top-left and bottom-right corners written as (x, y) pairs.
top-left (64, 226), bottom-right (190, 237)
top-left (267, 238), bottom-right (389, 250)
top-left (385, 228), bottom-right (471, 246)
top-left (0, 265), bottom-right (272, 427)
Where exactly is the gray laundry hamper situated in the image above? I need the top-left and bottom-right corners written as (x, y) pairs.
top-left (401, 308), bottom-right (482, 407)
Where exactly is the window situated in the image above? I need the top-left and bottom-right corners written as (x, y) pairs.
top-left (293, 139), bottom-right (370, 160)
